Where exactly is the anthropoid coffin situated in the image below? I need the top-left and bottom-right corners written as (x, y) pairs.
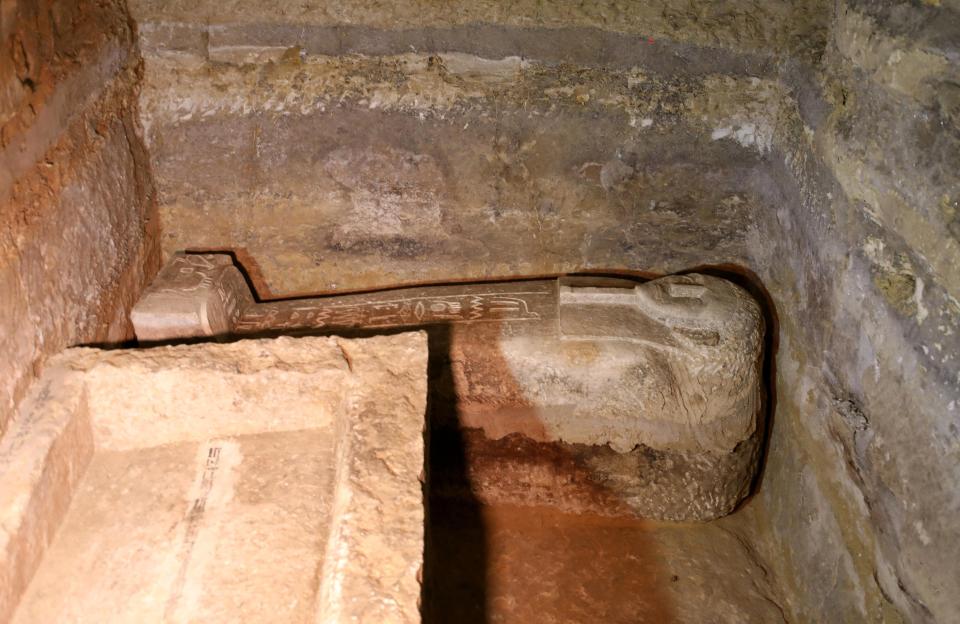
top-left (0, 333), bottom-right (427, 624)
top-left (133, 253), bottom-right (766, 522)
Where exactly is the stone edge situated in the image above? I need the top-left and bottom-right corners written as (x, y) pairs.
top-left (316, 332), bottom-right (429, 624)
top-left (0, 366), bottom-right (93, 624)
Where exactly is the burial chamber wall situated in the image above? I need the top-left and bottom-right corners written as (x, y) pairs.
top-left (0, 0), bottom-right (161, 435)
top-left (747, 2), bottom-right (960, 622)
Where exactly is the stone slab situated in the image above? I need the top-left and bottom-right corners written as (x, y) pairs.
top-left (0, 333), bottom-right (428, 624)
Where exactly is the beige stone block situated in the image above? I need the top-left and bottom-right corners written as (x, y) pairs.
top-left (0, 333), bottom-right (428, 624)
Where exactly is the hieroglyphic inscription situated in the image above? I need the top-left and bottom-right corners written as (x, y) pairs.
top-left (163, 443), bottom-right (222, 621)
top-left (133, 253), bottom-right (251, 339)
top-left (233, 287), bottom-right (554, 333)
top-left (134, 253), bottom-right (565, 340)
top-left (158, 254), bottom-right (247, 328)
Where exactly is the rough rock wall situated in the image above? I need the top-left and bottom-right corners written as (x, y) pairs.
top-left (747, 2), bottom-right (960, 621)
top-left (0, 0), bottom-right (160, 435)
top-left (128, 1), bottom-right (959, 621)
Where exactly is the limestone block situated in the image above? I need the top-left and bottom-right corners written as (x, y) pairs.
top-left (452, 274), bottom-right (765, 521)
top-left (130, 253), bottom-right (253, 342)
top-left (0, 333), bottom-right (428, 624)
top-left (509, 274), bottom-right (763, 455)
top-left (0, 372), bottom-right (92, 624)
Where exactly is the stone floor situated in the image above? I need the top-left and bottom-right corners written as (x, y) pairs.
top-left (424, 500), bottom-right (788, 623)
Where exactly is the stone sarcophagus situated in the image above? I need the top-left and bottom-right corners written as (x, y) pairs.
top-left (0, 334), bottom-right (428, 624)
top-left (133, 253), bottom-right (766, 521)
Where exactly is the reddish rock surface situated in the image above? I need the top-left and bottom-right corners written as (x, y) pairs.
top-left (0, 0), bottom-right (159, 435)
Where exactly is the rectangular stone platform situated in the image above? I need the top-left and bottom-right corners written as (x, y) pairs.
top-left (0, 333), bottom-right (428, 624)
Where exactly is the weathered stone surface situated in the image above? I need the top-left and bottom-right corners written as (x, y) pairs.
top-left (0, 370), bottom-right (92, 624)
top-left (429, 428), bottom-right (762, 526)
top-left (133, 254), bottom-right (764, 521)
top-left (316, 334), bottom-right (429, 624)
top-left (734, 3), bottom-right (960, 622)
top-left (0, 0), bottom-right (160, 436)
top-left (131, 253), bottom-right (252, 342)
top-left (542, 274), bottom-right (764, 454)
top-left (444, 274), bottom-right (764, 521)
top-left (0, 333), bottom-right (428, 623)
top-left (128, 0), bottom-right (826, 60)
top-left (2, 0), bottom-right (956, 620)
